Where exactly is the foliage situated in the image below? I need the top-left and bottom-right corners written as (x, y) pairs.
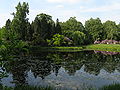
top-left (31, 33), bottom-right (46, 46)
top-left (0, 85), bottom-right (55, 90)
top-left (0, 84), bottom-right (120, 90)
top-left (4, 19), bottom-right (11, 40)
top-left (11, 2), bottom-right (30, 41)
top-left (103, 20), bottom-right (119, 40)
top-left (61, 17), bottom-right (85, 32)
top-left (85, 44), bottom-right (120, 52)
top-left (85, 18), bottom-right (103, 43)
top-left (0, 27), bottom-right (6, 40)
top-left (54, 18), bottom-right (62, 34)
top-left (71, 31), bottom-right (85, 45)
top-left (1, 2), bottom-right (120, 48)
top-left (47, 34), bottom-right (65, 46)
top-left (32, 13), bottom-right (55, 39)
top-left (0, 26), bottom-right (28, 60)
top-left (31, 13), bottom-right (55, 46)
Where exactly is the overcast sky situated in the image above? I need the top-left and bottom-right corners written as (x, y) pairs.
top-left (0, 0), bottom-right (120, 27)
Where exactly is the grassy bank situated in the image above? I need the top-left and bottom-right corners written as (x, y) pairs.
top-left (1, 84), bottom-right (120, 90)
top-left (85, 44), bottom-right (120, 52)
top-left (30, 46), bottom-right (83, 52)
top-left (30, 44), bottom-right (120, 52)
top-left (0, 85), bottom-right (54, 90)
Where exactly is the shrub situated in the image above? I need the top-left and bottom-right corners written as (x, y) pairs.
top-left (47, 34), bottom-right (73, 46)
top-left (94, 40), bottom-right (119, 44)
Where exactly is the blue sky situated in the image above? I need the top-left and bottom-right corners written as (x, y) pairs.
top-left (0, 0), bottom-right (120, 27)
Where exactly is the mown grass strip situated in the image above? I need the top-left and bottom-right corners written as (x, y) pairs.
top-left (30, 44), bottom-right (120, 52)
top-left (30, 46), bottom-right (83, 52)
top-left (85, 44), bottom-right (120, 52)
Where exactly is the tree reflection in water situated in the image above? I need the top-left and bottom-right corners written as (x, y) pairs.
top-left (0, 50), bottom-right (120, 86)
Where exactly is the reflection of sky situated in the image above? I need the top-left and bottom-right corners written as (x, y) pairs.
top-left (2, 66), bottom-right (120, 90)
top-left (1, 74), bottom-right (14, 87)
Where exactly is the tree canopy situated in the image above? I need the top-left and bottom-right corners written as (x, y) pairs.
top-left (0, 2), bottom-right (120, 47)
top-left (85, 18), bottom-right (103, 42)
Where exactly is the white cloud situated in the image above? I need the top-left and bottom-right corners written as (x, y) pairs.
top-left (1, 0), bottom-right (120, 27)
top-left (56, 5), bottom-right (64, 8)
top-left (80, 2), bottom-right (120, 13)
top-left (47, 0), bottom-right (84, 3)
top-left (29, 9), bottom-right (46, 22)
top-left (100, 13), bottom-right (120, 24)
top-left (29, 9), bottom-right (78, 22)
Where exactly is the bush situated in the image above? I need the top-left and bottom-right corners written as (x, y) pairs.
top-left (71, 31), bottom-right (85, 45)
top-left (47, 34), bottom-right (65, 46)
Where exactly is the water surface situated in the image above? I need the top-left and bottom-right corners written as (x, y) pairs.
top-left (0, 51), bottom-right (120, 90)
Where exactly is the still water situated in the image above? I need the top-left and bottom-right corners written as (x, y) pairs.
top-left (0, 51), bottom-right (120, 89)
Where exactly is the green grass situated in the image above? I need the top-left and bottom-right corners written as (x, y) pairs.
top-left (30, 46), bottom-right (83, 52)
top-left (85, 44), bottom-right (120, 52)
top-left (30, 44), bottom-right (120, 52)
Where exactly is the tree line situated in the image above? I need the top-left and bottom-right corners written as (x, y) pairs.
top-left (0, 2), bottom-right (120, 47)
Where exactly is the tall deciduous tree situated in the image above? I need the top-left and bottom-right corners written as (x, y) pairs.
top-left (60, 17), bottom-right (85, 39)
top-left (61, 17), bottom-right (85, 33)
top-left (103, 20), bottom-right (119, 40)
top-left (85, 18), bottom-right (103, 42)
top-left (71, 31), bottom-right (85, 45)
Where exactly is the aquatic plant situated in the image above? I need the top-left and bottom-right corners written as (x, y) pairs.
top-left (100, 83), bottom-right (120, 90)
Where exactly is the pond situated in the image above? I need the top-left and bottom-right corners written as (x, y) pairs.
top-left (0, 50), bottom-right (120, 90)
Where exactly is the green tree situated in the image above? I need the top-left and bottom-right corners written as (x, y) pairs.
top-left (85, 18), bottom-right (103, 42)
top-left (103, 20), bottom-right (119, 40)
top-left (36, 13), bottom-right (54, 39)
top-left (54, 18), bottom-right (61, 34)
top-left (60, 17), bottom-right (86, 45)
top-left (117, 23), bottom-right (120, 40)
top-left (5, 19), bottom-right (11, 31)
top-left (61, 17), bottom-right (85, 34)
top-left (28, 22), bottom-right (34, 41)
top-left (47, 34), bottom-right (64, 46)
top-left (0, 27), bottom-right (6, 40)
top-left (71, 31), bottom-right (85, 45)
top-left (5, 19), bottom-right (11, 40)
top-left (32, 13), bottom-right (55, 45)
top-left (11, 2), bottom-right (29, 41)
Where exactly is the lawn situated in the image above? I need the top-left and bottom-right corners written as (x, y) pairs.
top-left (30, 46), bottom-right (83, 52)
top-left (85, 44), bottom-right (120, 52)
top-left (30, 44), bottom-right (120, 52)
